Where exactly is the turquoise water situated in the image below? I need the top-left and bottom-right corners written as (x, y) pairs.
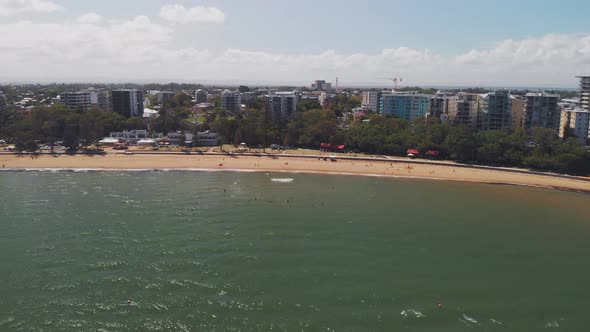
top-left (1, 171), bottom-right (589, 331)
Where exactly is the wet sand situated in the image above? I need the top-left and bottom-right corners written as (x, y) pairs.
top-left (1, 153), bottom-right (589, 193)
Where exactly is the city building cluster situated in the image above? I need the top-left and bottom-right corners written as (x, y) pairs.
top-left (1, 75), bottom-right (589, 146)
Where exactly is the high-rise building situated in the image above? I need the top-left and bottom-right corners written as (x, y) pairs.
top-left (449, 93), bottom-right (479, 129)
top-left (220, 91), bottom-right (242, 113)
top-left (523, 92), bottom-right (560, 130)
top-left (578, 76), bottom-right (590, 111)
top-left (58, 89), bottom-right (108, 112)
top-left (559, 109), bottom-right (590, 144)
top-left (311, 80), bottom-right (332, 91)
top-left (267, 91), bottom-right (300, 122)
top-left (511, 97), bottom-right (525, 131)
top-left (361, 91), bottom-right (382, 112)
top-left (195, 89), bottom-right (208, 104)
top-left (380, 92), bottom-right (431, 121)
top-left (112, 89), bottom-right (144, 118)
top-left (479, 90), bottom-right (512, 131)
top-left (430, 92), bottom-right (458, 121)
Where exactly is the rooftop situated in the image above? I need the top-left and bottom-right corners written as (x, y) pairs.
top-left (525, 92), bottom-right (560, 98)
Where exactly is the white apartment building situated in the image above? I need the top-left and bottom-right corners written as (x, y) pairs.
top-left (361, 91), bottom-right (381, 112)
top-left (267, 91), bottom-right (300, 122)
top-left (559, 109), bottom-right (590, 144)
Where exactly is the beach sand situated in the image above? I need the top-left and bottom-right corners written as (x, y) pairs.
top-left (1, 153), bottom-right (589, 193)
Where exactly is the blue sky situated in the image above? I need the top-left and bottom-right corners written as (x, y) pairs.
top-left (1, 0), bottom-right (589, 87)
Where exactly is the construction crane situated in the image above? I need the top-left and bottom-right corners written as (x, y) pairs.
top-left (377, 76), bottom-right (403, 91)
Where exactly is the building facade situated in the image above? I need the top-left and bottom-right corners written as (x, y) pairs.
top-left (523, 92), bottom-right (560, 130)
top-left (559, 109), bottom-right (590, 144)
top-left (361, 91), bottom-right (382, 112)
top-left (578, 76), bottom-right (590, 111)
top-left (430, 92), bottom-right (458, 121)
top-left (156, 91), bottom-right (175, 104)
top-left (380, 92), bottom-right (431, 121)
top-left (479, 90), bottom-right (512, 131)
top-left (511, 97), bottom-right (525, 131)
top-left (58, 89), bottom-right (108, 112)
top-left (220, 91), bottom-right (242, 113)
top-left (267, 91), bottom-right (300, 122)
top-left (112, 89), bottom-right (144, 118)
top-left (449, 93), bottom-right (479, 129)
top-left (195, 89), bottom-right (208, 104)
top-left (311, 80), bottom-right (332, 91)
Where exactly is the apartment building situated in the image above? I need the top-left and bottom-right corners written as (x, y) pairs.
top-left (380, 92), bottom-right (431, 121)
top-left (267, 91), bottom-right (300, 122)
top-left (112, 89), bottom-right (144, 118)
top-left (523, 92), bottom-right (560, 130)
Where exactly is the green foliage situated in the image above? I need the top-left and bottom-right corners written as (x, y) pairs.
top-left (2, 99), bottom-right (589, 176)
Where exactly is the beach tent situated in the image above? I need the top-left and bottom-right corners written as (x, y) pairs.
top-left (99, 138), bottom-right (120, 146)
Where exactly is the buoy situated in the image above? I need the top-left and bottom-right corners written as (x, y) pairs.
top-left (128, 299), bottom-right (131, 304)
top-left (437, 303), bottom-right (443, 309)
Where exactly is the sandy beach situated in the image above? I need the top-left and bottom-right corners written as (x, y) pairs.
top-left (1, 153), bottom-right (589, 193)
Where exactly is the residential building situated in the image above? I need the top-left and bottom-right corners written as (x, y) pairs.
top-left (361, 91), bottom-right (382, 112)
top-left (195, 89), bottom-right (208, 103)
top-left (319, 92), bottom-right (328, 107)
top-left (523, 92), bottom-right (560, 130)
top-left (578, 76), bottom-right (590, 111)
top-left (109, 130), bottom-right (151, 143)
top-left (220, 91), bottom-right (241, 113)
top-left (449, 93), bottom-right (479, 129)
top-left (479, 90), bottom-right (512, 131)
top-left (311, 80), bottom-right (332, 91)
top-left (380, 92), bottom-right (431, 121)
top-left (559, 109), bottom-right (590, 144)
top-left (430, 92), bottom-right (458, 121)
top-left (511, 97), bottom-right (525, 131)
top-left (156, 91), bottom-right (175, 104)
top-left (196, 131), bottom-right (220, 146)
top-left (112, 89), bottom-right (144, 118)
top-left (267, 91), bottom-right (300, 122)
top-left (58, 89), bottom-right (108, 112)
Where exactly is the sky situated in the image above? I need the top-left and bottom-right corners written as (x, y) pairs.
top-left (1, 0), bottom-right (590, 87)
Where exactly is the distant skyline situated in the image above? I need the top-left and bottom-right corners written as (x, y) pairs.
top-left (1, 0), bottom-right (590, 87)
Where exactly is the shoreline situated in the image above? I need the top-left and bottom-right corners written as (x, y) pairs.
top-left (1, 153), bottom-right (589, 194)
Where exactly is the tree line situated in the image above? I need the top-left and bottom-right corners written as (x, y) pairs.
top-left (1, 95), bottom-right (589, 176)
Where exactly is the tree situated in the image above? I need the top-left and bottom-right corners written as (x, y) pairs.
top-left (172, 92), bottom-right (192, 108)
top-left (63, 114), bottom-right (80, 151)
top-left (24, 140), bottom-right (38, 152)
top-left (179, 133), bottom-right (187, 147)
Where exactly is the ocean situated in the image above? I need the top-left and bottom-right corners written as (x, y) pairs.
top-left (1, 170), bottom-right (589, 331)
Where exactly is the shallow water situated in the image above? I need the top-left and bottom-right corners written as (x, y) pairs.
top-left (1, 171), bottom-right (589, 331)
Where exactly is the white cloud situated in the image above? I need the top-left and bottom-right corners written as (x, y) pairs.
top-left (0, 0), bottom-right (61, 16)
top-left (76, 12), bottom-right (101, 25)
top-left (0, 13), bottom-right (587, 88)
top-left (159, 4), bottom-right (224, 24)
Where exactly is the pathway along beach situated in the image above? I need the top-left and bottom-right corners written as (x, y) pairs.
top-left (1, 153), bottom-right (589, 193)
